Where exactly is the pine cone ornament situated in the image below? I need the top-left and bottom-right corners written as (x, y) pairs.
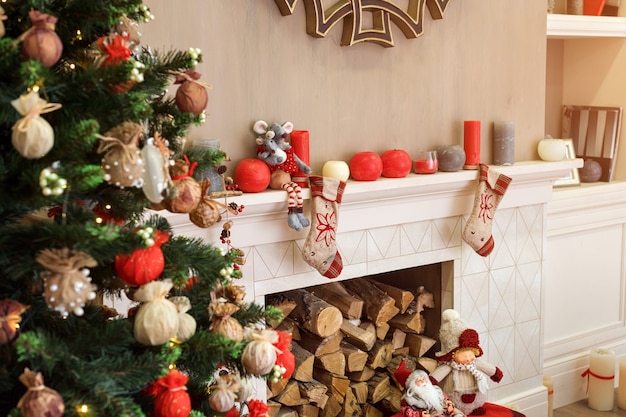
top-left (174, 70), bottom-right (210, 116)
top-left (11, 91), bottom-right (62, 159)
top-left (164, 157), bottom-right (201, 214)
top-left (17, 368), bottom-right (65, 417)
top-left (0, 299), bottom-right (29, 344)
top-left (35, 248), bottom-right (98, 317)
top-left (97, 121), bottom-right (145, 188)
top-left (132, 279), bottom-right (179, 346)
top-left (20, 11), bottom-right (63, 67)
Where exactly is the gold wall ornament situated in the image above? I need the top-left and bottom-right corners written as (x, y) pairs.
top-left (275, 0), bottom-right (452, 47)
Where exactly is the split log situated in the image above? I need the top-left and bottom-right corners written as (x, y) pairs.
top-left (359, 321), bottom-right (376, 335)
top-left (393, 346), bottom-right (410, 356)
top-left (375, 322), bottom-right (390, 340)
top-left (346, 366), bottom-right (376, 382)
top-left (367, 340), bottom-right (394, 369)
top-left (389, 329), bottom-right (407, 350)
top-left (373, 282), bottom-right (415, 314)
top-left (418, 356), bottom-right (439, 373)
top-left (405, 333), bottom-right (437, 358)
top-left (379, 385), bottom-right (402, 415)
top-left (340, 385), bottom-right (361, 417)
top-left (276, 317), bottom-right (301, 340)
top-left (291, 341), bottom-right (314, 382)
top-left (320, 396), bottom-right (342, 417)
top-left (388, 311), bottom-right (424, 334)
top-left (315, 350), bottom-right (346, 376)
top-left (341, 319), bottom-right (376, 351)
top-left (298, 380), bottom-right (328, 407)
top-left (363, 404), bottom-right (384, 417)
top-left (276, 406), bottom-right (299, 417)
top-left (283, 289), bottom-right (343, 337)
top-left (310, 282), bottom-right (364, 320)
top-left (340, 341), bottom-right (368, 372)
top-left (268, 377), bottom-right (290, 399)
top-left (367, 373), bottom-right (391, 404)
top-left (350, 381), bottom-right (369, 404)
top-left (267, 400), bottom-right (281, 417)
top-left (314, 369), bottom-right (350, 403)
top-left (266, 295), bottom-right (298, 328)
top-left (296, 404), bottom-right (320, 417)
top-left (299, 329), bottom-right (343, 357)
top-left (342, 278), bottom-right (400, 325)
top-left (415, 286), bottom-right (435, 312)
top-left (273, 380), bottom-right (305, 407)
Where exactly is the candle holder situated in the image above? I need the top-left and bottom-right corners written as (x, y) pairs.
top-left (413, 150), bottom-right (438, 174)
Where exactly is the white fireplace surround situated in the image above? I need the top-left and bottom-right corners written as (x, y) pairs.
top-left (167, 159), bottom-right (582, 417)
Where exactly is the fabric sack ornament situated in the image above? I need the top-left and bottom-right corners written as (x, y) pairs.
top-left (11, 91), bottom-right (62, 159)
top-left (208, 373), bottom-right (241, 413)
top-left (174, 70), bottom-right (211, 116)
top-left (164, 156), bottom-right (202, 214)
top-left (189, 180), bottom-right (238, 228)
top-left (97, 121), bottom-right (145, 188)
top-left (17, 368), bottom-right (65, 417)
top-left (209, 300), bottom-right (243, 342)
top-left (115, 229), bottom-right (170, 286)
top-left (242, 329), bottom-right (279, 376)
top-left (0, 6), bottom-right (7, 38)
top-left (19, 10), bottom-right (63, 67)
top-left (152, 369), bottom-right (192, 417)
top-left (132, 279), bottom-right (179, 346)
top-left (35, 248), bottom-right (97, 317)
top-left (0, 299), bottom-right (29, 345)
top-left (170, 296), bottom-right (197, 342)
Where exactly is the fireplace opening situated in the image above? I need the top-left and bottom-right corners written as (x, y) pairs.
top-left (264, 261), bottom-right (454, 416)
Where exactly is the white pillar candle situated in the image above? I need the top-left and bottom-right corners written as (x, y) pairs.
top-left (618, 357), bottom-right (626, 409)
top-left (586, 348), bottom-right (616, 411)
top-left (322, 161), bottom-right (350, 182)
top-left (543, 375), bottom-right (554, 417)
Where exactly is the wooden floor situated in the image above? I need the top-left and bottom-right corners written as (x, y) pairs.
top-left (554, 394), bottom-right (626, 417)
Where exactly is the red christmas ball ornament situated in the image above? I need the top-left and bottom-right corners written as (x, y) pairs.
top-left (349, 151), bottom-right (383, 181)
top-left (234, 159), bottom-right (271, 193)
top-left (175, 70), bottom-right (209, 116)
top-left (274, 330), bottom-right (295, 380)
top-left (20, 11), bottom-right (63, 67)
top-left (151, 370), bottom-right (192, 417)
top-left (381, 149), bottom-right (412, 178)
top-left (115, 229), bottom-right (170, 286)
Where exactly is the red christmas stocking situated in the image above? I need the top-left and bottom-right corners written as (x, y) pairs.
top-left (462, 163), bottom-right (512, 257)
top-left (302, 175), bottom-right (346, 278)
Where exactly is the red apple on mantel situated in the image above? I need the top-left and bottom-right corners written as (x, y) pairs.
top-left (234, 158), bottom-right (271, 192)
top-left (381, 149), bottom-right (412, 178)
top-left (349, 151), bottom-right (383, 181)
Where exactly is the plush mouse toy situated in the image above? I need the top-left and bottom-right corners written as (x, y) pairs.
top-left (253, 120), bottom-right (312, 231)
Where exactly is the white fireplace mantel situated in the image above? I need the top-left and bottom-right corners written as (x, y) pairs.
top-left (166, 158), bottom-right (581, 417)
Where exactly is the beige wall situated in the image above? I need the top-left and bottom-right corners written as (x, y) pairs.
top-left (142, 1), bottom-right (546, 174)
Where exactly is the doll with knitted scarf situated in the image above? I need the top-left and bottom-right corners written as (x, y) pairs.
top-left (429, 309), bottom-right (503, 416)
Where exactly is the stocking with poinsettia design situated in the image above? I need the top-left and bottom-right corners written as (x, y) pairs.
top-left (302, 175), bottom-right (346, 278)
top-left (462, 163), bottom-right (512, 257)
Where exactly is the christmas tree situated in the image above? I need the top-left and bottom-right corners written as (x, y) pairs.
top-left (0, 1), bottom-right (287, 416)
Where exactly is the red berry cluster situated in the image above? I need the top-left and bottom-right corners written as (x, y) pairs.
top-left (229, 202), bottom-right (244, 213)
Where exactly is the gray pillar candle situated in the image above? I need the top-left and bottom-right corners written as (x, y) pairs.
top-left (493, 121), bottom-right (515, 166)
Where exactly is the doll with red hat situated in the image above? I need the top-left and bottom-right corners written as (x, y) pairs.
top-left (429, 309), bottom-right (503, 416)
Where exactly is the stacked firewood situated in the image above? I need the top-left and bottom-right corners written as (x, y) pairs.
top-left (265, 278), bottom-right (439, 417)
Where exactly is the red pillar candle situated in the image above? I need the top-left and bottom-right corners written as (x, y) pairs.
top-left (290, 130), bottom-right (310, 188)
top-left (463, 120), bottom-right (481, 170)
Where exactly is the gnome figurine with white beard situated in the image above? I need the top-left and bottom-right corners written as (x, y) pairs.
top-left (399, 369), bottom-right (464, 417)
top-left (429, 309), bottom-right (503, 416)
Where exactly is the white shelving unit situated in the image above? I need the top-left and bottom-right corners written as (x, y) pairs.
top-left (547, 13), bottom-right (626, 38)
